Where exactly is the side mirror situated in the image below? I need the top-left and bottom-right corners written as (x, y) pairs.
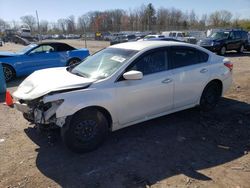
top-left (123, 70), bottom-right (143, 80)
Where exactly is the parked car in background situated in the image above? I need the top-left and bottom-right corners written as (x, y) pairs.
top-left (0, 38), bottom-right (3, 46)
top-left (162, 31), bottom-right (197, 44)
top-left (198, 29), bottom-right (248, 55)
top-left (137, 34), bottom-right (165, 41)
top-left (246, 32), bottom-right (250, 51)
top-left (13, 41), bottom-right (232, 153)
top-left (110, 34), bottom-right (136, 45)
top-left (144, 37), bottom-right (181, 42)
top-left (0, 42), bottom-right (89, 81)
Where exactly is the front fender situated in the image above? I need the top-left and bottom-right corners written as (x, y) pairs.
top-left (43, 88), bottom-right (118, 125)
top-left (68, 49), bottom-right (90, 60)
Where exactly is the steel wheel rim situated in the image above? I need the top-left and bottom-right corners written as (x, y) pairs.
top-left (74, 120), bottom-right (97, 142)
top-left (3, 66), bottom-right (13, 81)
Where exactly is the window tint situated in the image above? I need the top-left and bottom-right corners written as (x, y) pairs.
top-left (129, 50), bottom-right (167, 75)
top-left (56, 44), bottom-right (75, 51)
top-left (197, 50), bottom-right (209, 62)
top-left (177, 33), bottom-right (183, 37)
top-left (170, 47), bottom-right (208, 69)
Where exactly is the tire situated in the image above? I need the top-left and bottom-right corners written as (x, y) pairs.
top-left (61, 108), bottom-right (109, 153)
top-left (200, 82), bottom-right (222, 111)
top-left (23, 113), bottom-right (34, 123)
top-left (67, 58), bottom-right (81, 66)
top-left (219, 46), bottom-right (226, 56)
top-left (237, 44), bottom-right (244, 53)
top-left (2, 64), bottom-right (15, 82)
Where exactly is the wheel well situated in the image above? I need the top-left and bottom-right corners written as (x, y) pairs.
top-left (74, 106), bottom-right (113, 130)
top-left (2, 63), bottom-right (16, 75)
top-left (205, 79), bottom-right (223, 96)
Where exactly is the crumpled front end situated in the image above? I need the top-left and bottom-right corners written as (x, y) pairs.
top-left (14, 97), bottom-right (66, 127)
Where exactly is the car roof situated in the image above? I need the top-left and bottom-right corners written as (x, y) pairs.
top-left (36, 42), bottom-right (69, 46)
top-left (110, 41), bottom-right (193, 51)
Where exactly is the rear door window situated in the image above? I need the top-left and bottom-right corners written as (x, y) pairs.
top-left (169, 47), bottom-right (208, 69)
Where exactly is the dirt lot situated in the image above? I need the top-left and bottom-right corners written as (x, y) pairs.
top-left (0, 40), bottom-right (250, 188)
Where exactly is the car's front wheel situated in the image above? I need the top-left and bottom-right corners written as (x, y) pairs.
top-left (2, 64), bottom-right (15, 82)
top-left (61, 108), bottom-right (109, 153)
top-left (200, 82), bottom-right (222, 111)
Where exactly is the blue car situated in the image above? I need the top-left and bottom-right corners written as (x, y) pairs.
top-left (0, 42), bottom-right (89, 81)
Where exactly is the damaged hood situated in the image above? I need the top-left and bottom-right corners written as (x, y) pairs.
top-left (13, 67), bottom-right (95, 100)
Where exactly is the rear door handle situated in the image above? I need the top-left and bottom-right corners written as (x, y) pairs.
top-left (162, 78), bottom-right (173, 84)
top-left (200, 68), bottom-right (208, 73)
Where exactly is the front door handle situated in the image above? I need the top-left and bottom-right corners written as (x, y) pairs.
top-left (162, 78), bottom-right (173, 84)
top-left (200, 68), bottom-right (208, 73)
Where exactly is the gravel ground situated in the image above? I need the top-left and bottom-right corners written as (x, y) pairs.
top-left (0, 40), bottom-right (250, 188)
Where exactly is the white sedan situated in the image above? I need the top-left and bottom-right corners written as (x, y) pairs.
top-left (13, 41), bottom-right (233, 153)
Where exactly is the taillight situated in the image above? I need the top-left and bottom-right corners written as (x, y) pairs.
top-left (223, 58), bottom-right (233, 72)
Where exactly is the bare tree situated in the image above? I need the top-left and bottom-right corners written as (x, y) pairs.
top-left (0, 19), bottom-right (10, 31)
top-left (66, 15), bottom-right (75, 33)
top-left (20, 15), bottom-right (36, 31)
top-left (209, 10), bottom-right (232, 27)
top-left (57, 18), bottom-right (67, 34)
top-left (40, 20), bottom-right (49, 33)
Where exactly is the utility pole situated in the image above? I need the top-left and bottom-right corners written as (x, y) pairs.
top-left (36, 10), bottom-right (40, 41)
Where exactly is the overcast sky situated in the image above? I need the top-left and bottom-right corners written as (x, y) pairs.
top-left (1, 0), bottom-right (250, 22)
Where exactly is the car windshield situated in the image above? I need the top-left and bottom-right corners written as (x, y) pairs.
top-left (17, 44), bottom-right (38, 54)
top-left (71, 48), bottom-right (138, 79)
top-left (210, 32), bottom-right (229, 39)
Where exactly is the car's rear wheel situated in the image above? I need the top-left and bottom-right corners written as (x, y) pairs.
top-left (237, 44), bottom-right (244, 53)
top-left (2, 64), bottom-right (15, 82)
top-left (68, 58), bottom-right (81, 66)
top-left (200, 82), bottom-right (222, 111)
top-left (61, 108), bottom-right (109, 153)
top-left (219, 46), bottom-right (226, 56)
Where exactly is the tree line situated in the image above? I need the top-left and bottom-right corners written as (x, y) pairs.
top-left (0, 3), bottom-right (250, 35)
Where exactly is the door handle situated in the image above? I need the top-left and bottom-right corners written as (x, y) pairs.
top-left (200, 68), bottom-right (208, 73)
top-left (162, 78), bottom-right (173, 84)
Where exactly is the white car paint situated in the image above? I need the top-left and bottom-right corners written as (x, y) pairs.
top-left (13, 41), bottom-right (233, 132)
top-left (13, 67), bottom-right (95, 100)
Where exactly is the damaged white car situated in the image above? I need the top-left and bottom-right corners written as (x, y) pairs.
top-left (13, 41), bottom-right (233, 153)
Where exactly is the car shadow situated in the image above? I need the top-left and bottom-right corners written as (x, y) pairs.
top-left (24, 97), bottom-right (250, 188)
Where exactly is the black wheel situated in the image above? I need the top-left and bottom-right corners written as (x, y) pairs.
top-left (23, 113), bottom-right (34, 123)
top-left (61, 108), bottom-right (109, 153)
top-left (219, 46), bottom-right (226, 56)
top-left (237, 44), bottom-right (244, 53)
top-left (200, 82), bottom-right (222, 111)
top-left (2, 64), bottom-right (15, 82)
top-left (68, 58), bottom-right (81, 66)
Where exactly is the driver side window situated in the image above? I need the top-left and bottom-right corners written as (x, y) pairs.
top-left (128, 50), bottom-right (168, 75)
top-left (30, 45), bottom-right (55, 53)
